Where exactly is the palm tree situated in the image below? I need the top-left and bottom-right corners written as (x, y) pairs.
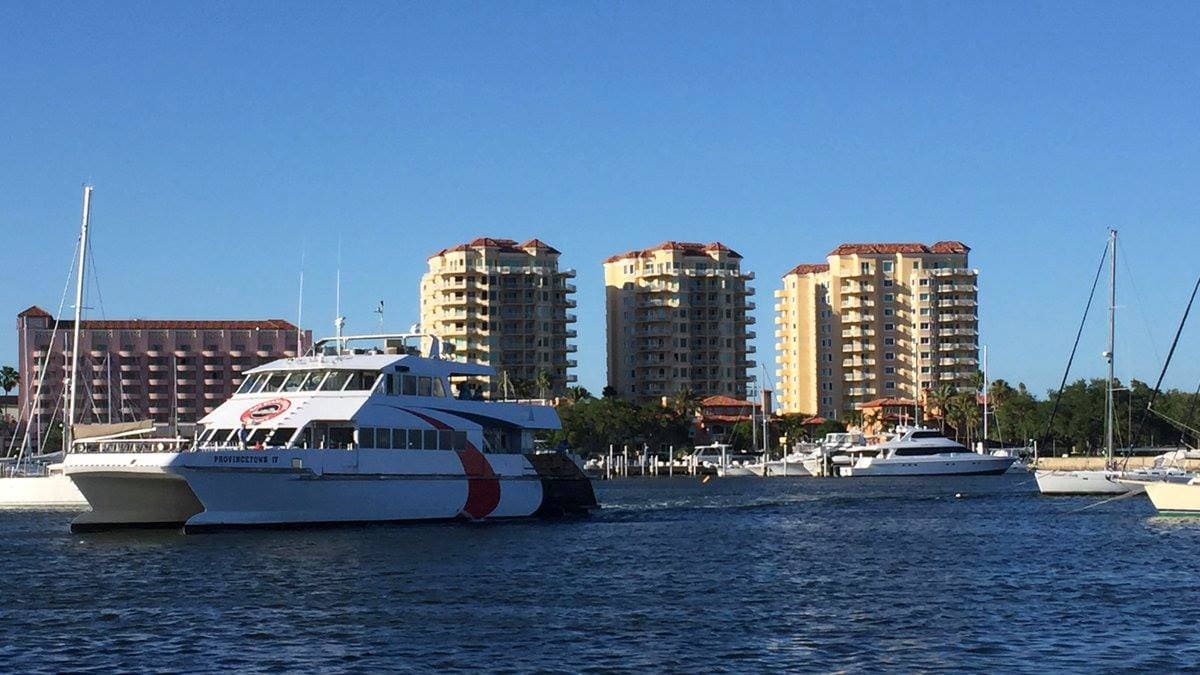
top-left (0, 366), bottom-right (17, 397)
top-left (928, 384), bottom-right (955, 433)
top-left (844, 410), bottom-right (863, 430)
top-left (670, 387), bottom-right (703, 418)
top-left (564, 386), bottom-right (592, 404)
top-left (534, 370), bottom-right (552, 400)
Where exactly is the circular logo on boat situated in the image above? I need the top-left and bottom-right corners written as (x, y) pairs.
top-left (240, 398), bottom-right (291, 425)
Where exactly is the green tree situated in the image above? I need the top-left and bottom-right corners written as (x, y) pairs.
top-left (928, 384), bottom-right (955, 433)
top-left (669, 387), bottom-right (703, 418)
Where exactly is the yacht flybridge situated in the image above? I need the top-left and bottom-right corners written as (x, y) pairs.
top-left (63, 334), bottom-right (597, 532)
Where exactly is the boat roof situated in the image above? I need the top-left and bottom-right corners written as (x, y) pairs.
top-left (245, 352), bottom-right (495, 377)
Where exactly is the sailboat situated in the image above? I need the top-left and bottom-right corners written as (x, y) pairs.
top-left (0, 187), bottom-right (164, 507)
top-left (1035, 230), bottom-right (1189, 495)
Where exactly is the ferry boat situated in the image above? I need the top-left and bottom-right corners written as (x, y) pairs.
top-left (63, 334), bottom-right (598, 532)
top-left (840, 427), bottom-right (1014, 477)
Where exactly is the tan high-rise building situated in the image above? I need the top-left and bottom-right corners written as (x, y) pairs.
top-left (774, 242), bottom-right (979, 419)
top-left (420, 238), bottom-right (577, 396)
top-left (604, 241), bottom-right (756, 402)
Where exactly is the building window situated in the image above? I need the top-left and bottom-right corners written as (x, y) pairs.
top-left (884, 323), bottom-right (895, 331)
top-left (884, 352), bottom-right (895, 361)
top-left (883, 279), bottom-right (894, 287)
top-left (884, 381), bottom-right (896, 390)
top-left (882, 261), bottom-right (894, 272)
top-left (884, 338), bottom-right (895, 346)
top-left (883, 308), bottom-right (894, 317)
top-left (885, 366), bottom-right (895, 374)
top-left (883, 294), bottom-right (894, 302)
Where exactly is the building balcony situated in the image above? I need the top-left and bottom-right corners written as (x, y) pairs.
top-left (228, 350), bottom-right (243, 358)
top-left (941, 313), bottom-right (978, 323)
top-left (204, 392), bottom-right (224, 400)
top-left (843, 358), bottom-right (876, 367)
top-left (201, 349), bottom-right (219, 358)
top-left (745, 301), bottom-right (756, 311)
top-left (938, 357), bottom-right (979, 367)
top-left (173, 349), bottom-right (190, 358)
top-left (148, 364), bottom-right (168, 372)
top-left (148, 393), bottom-right (169, 401)
top-left (203, 378), bottom-right (223, 386)
top-left (89, 349), bottom-right (105, 358)
top-left (938, 328), bottom-right (978, 338)
top-left (176, 364), bottom-right (196, 372)
top-left (929, 267), bottom-right (977, 278)
top-left (746, 345), bottom-right (756, 353)
top-left (842, 328), bottom-right (875, 339)
top-left (565, 344), bottom-right (577, 353)
top-left (255, 350), bottom-right (271, 358)
top-left (146, 349), bottom-right (163, 358)
top-left (845, 387), bottom-right (876, 397)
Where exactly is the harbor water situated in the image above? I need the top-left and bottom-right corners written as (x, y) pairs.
top-left (4, 474), bottom-right (1200, 672)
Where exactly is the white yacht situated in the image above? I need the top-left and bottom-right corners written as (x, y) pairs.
top-left (800, 432), bottom-right (868, 476)
top-left (63, 334), bottom-right (598, 532)
top-left (840, 427), bottom-right (1014, 477)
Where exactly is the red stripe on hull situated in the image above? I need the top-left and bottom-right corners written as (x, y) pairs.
top-left (403, 408), bottom-right (503, 519)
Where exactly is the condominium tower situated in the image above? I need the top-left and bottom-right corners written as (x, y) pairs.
top-left (16, 305), bottom-right (309, 442)
top-left (604, 241), bottom-right (756, 402)
top-left (420, 238), bottom-right (577, 396)
top-left (774, 242), bottom-right (979, 418)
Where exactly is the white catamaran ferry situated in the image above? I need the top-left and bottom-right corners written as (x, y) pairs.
top-left (63, 334), bottom-right (597, 532)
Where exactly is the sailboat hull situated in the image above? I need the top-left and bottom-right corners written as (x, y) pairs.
top-left (0, 470), bottom-right (87, 508)
top-left (1035, 470), bottom-right (1129, 496)
top-left (1139, 481), bottom-right (1200, 515)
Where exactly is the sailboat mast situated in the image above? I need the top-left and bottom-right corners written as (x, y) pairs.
top-left (982, 344), bottom-right (989, 451)
top-left (1105, 229), bottom-right (1117, 463)
top-left (65, 185), bottom-right (92, 452)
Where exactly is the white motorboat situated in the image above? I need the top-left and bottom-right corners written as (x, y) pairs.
top-left (799, 432), bottom-right (867, 476)
top-left (745, 456), bottom-right (811, 477)
top-left (63, 333), bottom-right (598, 532)
top-left (840, 427), bottom-right (1014, 477)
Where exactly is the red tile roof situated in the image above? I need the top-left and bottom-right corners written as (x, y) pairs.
top-left (861, 397), bottom-right (915, 409)
top-left (430, 237), bottom-right (533, 258)
top-left (701, 395), bottom-right (753, 407)
top-left (17, 306), bottom-right (298, 331)
top-left (784, 263), bottom-right (830, 276)
top-left (829, 241), bottom-right (970, 256)
top-left (519, 239), bottom-right (561, 254)
top-left (605, 241), bottom-right (743, 263)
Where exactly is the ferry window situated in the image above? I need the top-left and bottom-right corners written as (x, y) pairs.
top-left (299, 371), bottom-right (325, 391)
top-left (374, 428), bottom-right (391, 449)
top-left (319, 370), bottom-right (352, 391)
top-left (280, 372), bottom-right (305, 392)
top-left (263, 372), bottom-right (288, 392)
top-left (439, 430), bottom-right (453, 450)
top-left (423, 430), bottom-right (438, 450)
top-left (432, 379), bottom-right (446, 397)
top-left (248, 374), bottom-right (270, 394)
top-left (385, 373), bottom-right (397, 395)
top-left (418, 377), bottom-right (432, 397)
top-left (407, 429), bottom-right (421, 450)
top-left (452, 431), bottom-right (467, 450)
top-left (402, 375), bottom-right (417, 396)
top-left (236, 375), bottom-right (258, 394)
top-left (268, 428), bottom-right (295, 446)
top-left (359, 428), bottom-right (374, 448)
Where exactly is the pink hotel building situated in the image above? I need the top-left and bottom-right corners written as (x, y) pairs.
top-left (16, 306), bottom-right (311, 440)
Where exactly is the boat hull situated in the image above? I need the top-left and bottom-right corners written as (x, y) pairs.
top-left (1035, 470), bottom-right (1129, 496)
top-left (1136, 480), bottom-right (1200, 515)
top-left (65, 449), bottom-right (597, 532)
top-left (0, 472), bottom-right (87, 508)
top-left (842, 455), bottom-right (1013, 477)
top-left (746, 460), bottom-right (812, 477)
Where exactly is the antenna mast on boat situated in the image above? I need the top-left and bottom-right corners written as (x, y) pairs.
top-left (1105, 229), bottom-right (1117, 466)
top-left (334, 240), bottom-right (345, 354)
top-left (65, 185), bottom-right (93, 452)
top-left (297, 246), bottom-right (305, 356)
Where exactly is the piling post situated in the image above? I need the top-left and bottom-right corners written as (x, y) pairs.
top-left (607, 444), bottom-right (613, 480)
top-left (669, 445), bottom-right (674, 477)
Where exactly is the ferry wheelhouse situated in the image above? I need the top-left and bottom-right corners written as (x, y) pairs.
top-left (63, 334), bottom-right (597, 532)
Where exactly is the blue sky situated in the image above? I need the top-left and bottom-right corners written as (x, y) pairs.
top-left (2, 1), bottom-right (1199, 397)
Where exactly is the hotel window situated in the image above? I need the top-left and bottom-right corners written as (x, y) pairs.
top-left (884, 381), bottom-right (896, 390)
top-left (921, 366), bottom-right (931, 374)
top-left (884, 338), bottom-right (895, 346)
top-left (883, 294), bottom-right (894, 302)
top-left (920, 293), bottom-right (930, 301)
top-left (920, 322), bottom-right (930, 330)
top-left (885, 366), bottom-right (895, 374)
top-left (884, 309), bottom-right (894, 317)
top-left (920, 351), bottom-right (931, 359)
top-left (884, 323), bottom-right (895, 331)
top-left (882, 262), bottom-right (893, 272)
top-left (860, 262), bottom-right (871, 274)
top-left (920, 337), bottom-right (931, 345)
top-left (920, 308), bottom-right (931, 316)
top-left (884, 352), bottom-right (895, 361)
